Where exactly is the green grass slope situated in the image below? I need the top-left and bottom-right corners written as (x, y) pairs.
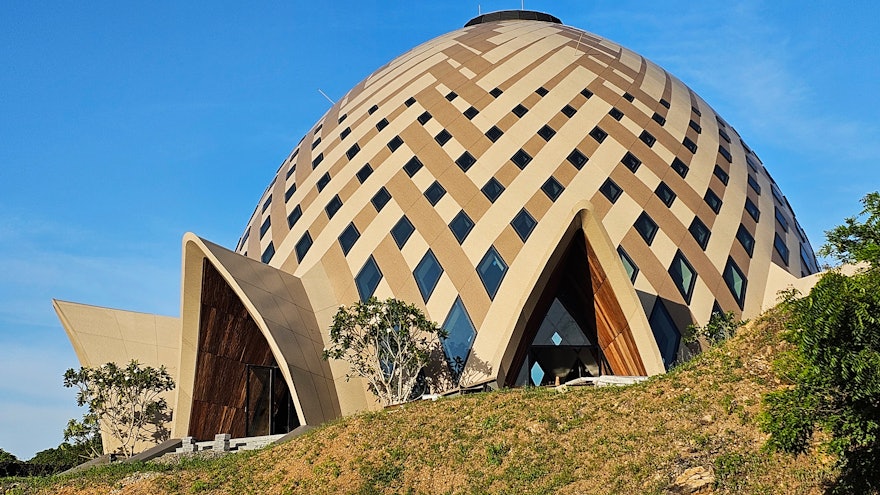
top-left (33, 310), bottom-right (836, 494)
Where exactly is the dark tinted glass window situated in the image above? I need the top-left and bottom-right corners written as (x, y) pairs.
top-left (445, 91), bottom-right (457, 101)
top-left (538, 125), bottom-right (556, 141)
top-left (683, 137), bottom-right (697, 153)
top-left (639, 130), bottom-right (656, 147)
top-left (377, 118), bottom-right (389, 131)
top-left (403, 156), bottom-right (423, 177)
top-left (747, 175), bottom-right (761, 194)
top-left (536, 86), bottom-right (549, 96)
top-left (424, 181), bottom-right (446, 205)
top-left (477, 246), bottom-right (508, 299)
top-left (622, 152), bottom-right (641, 172)
top-left (463, 106), bottom-right (479, 119)
top-left (338, 113), bottom-right (347, 124)
top-left (718, 145), bottom-right (732, 163)
top-left (340, 127), bottom-right (351, 140)
top-left (368, 104), bottom-right (378, 114)
top-left (719, 128), bottom-right (731, 143)
top-left (736, 224), bottom-right (755, 257)
top-left (489, 87), bottom-right (503, 98)
top-left (356, 164), bottom-right (373, 183)
top-left (482, 178), bottom-right (505, 202)
top-left (600, 178), bottom-right (622, 203)
top-left (562, 105), bottom-right (577, 117)
top-left (295, 232), bottom-right (312, 262)
top-left (435, 129), bottom-right (452, 146)
top-left (689, 120), bottom-right (702, 133)
top-left (311, 137), bottom-right (321, 149)
top-left (355, 256), bottom-right (382, 302)
top-left (713, 165), bottom-right (729, 185)
top-left (316, 172), bottom-right (331, 192)
top-left (414, 250), bottom-right (443, 302)
top-left (511, 149), bottom-right (532, 169)
top-left (723, 258), bottom-right (747, 309)
top-left (689, 217), bottom-right (711, 249)
top-left (511, 208), bottom-right (537, 241)
top-left (745, 197), bottom-right (760, 221)
top-left (391, 216), bottom-right (415, 248)
top-left (325, 195), bottom-right (342, 219)
top-left (287, 205), bottom-right (302, 228)
top-left (775, 207), bottom-right (789, 232)
top-left (623, 92), bottom-right (634, 102)
top-left (659, 98), bottom-right (670, 108)
top-left (455, 151), bottom-right (476, 172)
top-left (338, 223), bottom-right (360, 255)
top-left (417, 111), bottom-right (432, 125)
top-left (618, 246), bottom-right (639, 283)
top-left (652, 112), bottom-right (666, 125)
top-left (285, 183), bottom-right (297, 201)
top-left (449, 211), bottom-right (474, 244)
top-left (371, 187), bottom-right (391, 211)
top-left (404, 97), bottom-right (416, 107)
top-left (567, 149), bottom-right (588, 169)
top-left (590, 126), bottom-right (607, 143)
top-left (655, 182), bottom-right (676, 206)
top-left (512, 104), bottom-right (529, 117)
top-left (669, 250), bottom-right (697, 303)
top-left (609, 107), bottom-right (624, 120)
top-left (262, 195), bottom-right (272, 212)
top-left (705, 189), bottom-right (723, 213)
top-left (634, 212), bottom-right (659, 245)
top-left (312, 153), bottom-right (324, 169)
top-left (261, 242), bottom-right (275, 264)
top-left (541, 177), bottom-right (564, 201)
top-left (441, 298), bottom-right (476, 381)
top-left (671, 157), bottom-right (689, 178)
top-left (774, 233), bottom-right (790, 266)
top-left (485, 126), bottom-right (503, 142)
top-left (649, 300), bottom-right (680, 370)
top-left (691, 106), bottom-right (702, 117)
top-left (581, 88), bottom-right (593, 98)
top-left (345, 143), bottom-right (360, 160)
top-left (387, 135), bottom-right (403, 151)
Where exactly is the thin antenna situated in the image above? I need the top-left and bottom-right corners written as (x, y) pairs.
top-left (478, 4), bottom-right (481, 15)
top-left (521, 0), bottom-right (524, 10)
top-left (317, 89), bottom-right (334, 105)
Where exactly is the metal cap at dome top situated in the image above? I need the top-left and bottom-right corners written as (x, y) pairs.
top-left (464, 10), bottom-right (562, 27)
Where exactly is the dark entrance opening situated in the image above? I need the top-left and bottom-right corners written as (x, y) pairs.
top-left (506, 226), bottom-right (646, 386)
top-left (245, 364), bottom-right (298, 437)
top-left (189, 261), bottom-right (300, 440)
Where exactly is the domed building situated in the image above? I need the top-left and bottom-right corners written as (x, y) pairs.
top-left (55, 10), bottom-right (820, 453)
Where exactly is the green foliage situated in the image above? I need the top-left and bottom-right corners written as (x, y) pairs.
top-left (820, 191), bottom-right (880, 266)
top-left (684, 310), bottom-right (747, 346)
top-left (63, 360), bottom-right (175, 458)
top-left (760, 192), bottom-right (880, 493)
top-left (323, 297), bottom-right (446, 406)
top-left (0, 450), bottom-right (16, 465)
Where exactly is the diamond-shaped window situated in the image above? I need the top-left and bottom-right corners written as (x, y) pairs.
top-left (530, 361), bottom-right (544, 387)
top-left (551, 332), bottom-right (562, 346)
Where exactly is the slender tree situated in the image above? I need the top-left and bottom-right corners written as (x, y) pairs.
top-left (63, 360), bottom-right (174, 458)
top-left (323, 297), bottom-right (446, 406)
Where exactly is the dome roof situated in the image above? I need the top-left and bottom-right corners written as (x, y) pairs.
top-left (234, 12), bottom-right (818, 371)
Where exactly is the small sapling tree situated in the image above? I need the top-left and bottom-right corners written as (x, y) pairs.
top-left (63, 360), bottom-right (175, 458)
top-left (323, 297), bottom-right (446, 406)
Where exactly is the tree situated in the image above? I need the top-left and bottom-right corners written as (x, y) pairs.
top-left (760, 192), bottom-right (880, 493)
top-left (684, 310), bottom-right (747, 346)
top-left (63, 360), bottom-right (175, 458)
top-left (323, 297), bottom-right (447, 406)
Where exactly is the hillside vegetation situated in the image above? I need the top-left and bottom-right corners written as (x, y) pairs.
top-left (23, 309), bottom-right (837, 494)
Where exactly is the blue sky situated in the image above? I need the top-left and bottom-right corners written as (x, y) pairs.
top-left (1, 1), bottom-right (877, 459)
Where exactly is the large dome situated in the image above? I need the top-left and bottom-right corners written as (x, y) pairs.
top-left (235, 11), bottom-right (817, 375)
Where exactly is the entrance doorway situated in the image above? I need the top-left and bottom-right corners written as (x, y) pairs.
top-left (245, 365), bottom-right (299, 437)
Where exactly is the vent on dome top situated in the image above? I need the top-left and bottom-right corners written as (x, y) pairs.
top-left (465, 10), bottom-right (562, 27)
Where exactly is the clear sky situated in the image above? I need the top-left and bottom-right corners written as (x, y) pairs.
top-left (1, 0), bottom-right (878, 459)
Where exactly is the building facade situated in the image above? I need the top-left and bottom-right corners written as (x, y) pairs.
top-left (56, 10), bottom-right (820, 453)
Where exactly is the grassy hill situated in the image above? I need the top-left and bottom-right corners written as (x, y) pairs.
top-left (21, 309), bottom-right (838, 494)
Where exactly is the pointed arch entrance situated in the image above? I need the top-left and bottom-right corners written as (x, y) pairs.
top-left (503, 214), bottom-right (653, 387)
top-left (188, 261), bottom-right (300, 440)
